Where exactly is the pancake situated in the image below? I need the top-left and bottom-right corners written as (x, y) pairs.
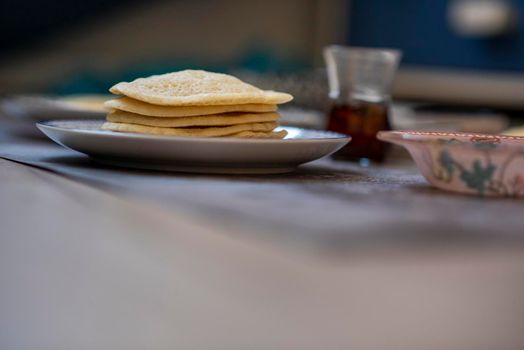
top-left (106, 110), bottom-right (279, 127)
top-left (228, 130), bottom-right (288, 139)
top-left (101, 121), bottom-right (278, 137)
top-left (109, 70), bottom-right (293, 106)
top-left (105, 97), bottom-right (277, 117)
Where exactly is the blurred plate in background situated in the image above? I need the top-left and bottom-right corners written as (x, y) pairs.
top-left (0, 95), bottom-right (108, 122)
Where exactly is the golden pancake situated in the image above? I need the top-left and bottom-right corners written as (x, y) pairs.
top-left (106, 110), bottom-right (279, 127)
top-left (101, 121), bottom-right (277, 137)
top-left (109, 70), bottom-right (293, 106)
top-left (104, 97), bottom-right (277, 117)
top-left (228, 130), bottom-right (288, 139)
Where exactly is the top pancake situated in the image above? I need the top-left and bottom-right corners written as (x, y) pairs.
top-left (109, 70), bottom-right (293, 106)
top-left (104, 97), bottom-right (278, 117)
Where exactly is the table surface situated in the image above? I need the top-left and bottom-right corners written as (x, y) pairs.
top-left (1, 120), bottom-right (524, 350)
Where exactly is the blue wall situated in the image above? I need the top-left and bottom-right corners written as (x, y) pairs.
top-left (349, 0), bottom-right (524, 71)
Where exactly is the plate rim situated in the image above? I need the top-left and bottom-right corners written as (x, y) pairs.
top-left (37, 119), bottom-right (351, 144)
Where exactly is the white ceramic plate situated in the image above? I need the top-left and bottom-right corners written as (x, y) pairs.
top-left (37, 120), bottom-right (350, 174)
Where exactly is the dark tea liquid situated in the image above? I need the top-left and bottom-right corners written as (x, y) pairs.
top-left (327, 100), bottom-right (391, 162)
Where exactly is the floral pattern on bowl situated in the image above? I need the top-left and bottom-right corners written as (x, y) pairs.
top-left (378, 131), bottom-right (524, 197)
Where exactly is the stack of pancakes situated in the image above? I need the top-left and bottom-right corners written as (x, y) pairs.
top-left (102, 70), bottom-right (293, 138)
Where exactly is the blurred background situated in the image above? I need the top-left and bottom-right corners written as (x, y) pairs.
top-left (2, 0), bottom-right (524, 131)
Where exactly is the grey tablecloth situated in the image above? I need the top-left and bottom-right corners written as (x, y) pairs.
top-left (1, 123), bottom-right (523, 252)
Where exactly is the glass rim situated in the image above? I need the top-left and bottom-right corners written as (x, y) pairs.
top-left (324, 45), bottom-right (402, 59)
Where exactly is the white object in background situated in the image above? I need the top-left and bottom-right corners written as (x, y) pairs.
top-left (448, 0), bottom-right (515, 37)
top-left (391, 103), bottom-right (509, 134)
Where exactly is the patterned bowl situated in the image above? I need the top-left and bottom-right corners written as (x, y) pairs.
top-left (378, 131), bottom-right (524, 197)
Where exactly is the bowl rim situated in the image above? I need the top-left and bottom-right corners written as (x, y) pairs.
top-left (378, 130), bottom-right (524, 152)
